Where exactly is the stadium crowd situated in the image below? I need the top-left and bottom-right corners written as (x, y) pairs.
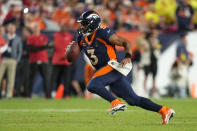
top-left (0, 0), bottom-right (195, 99)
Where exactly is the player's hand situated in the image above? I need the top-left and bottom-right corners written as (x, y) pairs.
top-left (120, 58), bottom-right (131, 66)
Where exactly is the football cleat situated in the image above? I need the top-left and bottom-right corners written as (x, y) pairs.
top-left (108, 99), bottom-right (127, 115)
top-left (159, 106), bottom-right (175, 125)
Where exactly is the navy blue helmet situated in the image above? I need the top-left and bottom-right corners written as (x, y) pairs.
top-left (77, 10), bottom-right (101, 36)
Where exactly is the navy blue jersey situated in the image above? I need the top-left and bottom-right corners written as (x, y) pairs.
top-left (77, 27), bottom-right (117, 70)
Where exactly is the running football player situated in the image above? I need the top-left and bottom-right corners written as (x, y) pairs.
top-left (67, 10), bottom-right (175, 124)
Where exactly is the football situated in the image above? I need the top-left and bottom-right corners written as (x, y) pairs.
top-left (66, 41), bottom-right (80, 62)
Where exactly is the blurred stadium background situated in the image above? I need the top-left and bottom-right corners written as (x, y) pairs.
top-left (0, 0), bottom-right (197, 130)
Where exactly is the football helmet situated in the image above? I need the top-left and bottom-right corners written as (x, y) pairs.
top-left (77, 10), bottom-right (101, 36)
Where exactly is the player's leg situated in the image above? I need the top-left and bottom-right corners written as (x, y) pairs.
top-left (87, 70), bottom-right (127, 114)
top-left (87, 76), bottom-right (126, 114)
top-left (111, 76), bottom-right (162, 112)
top-left (87, 76), bottom-right (117, 102)
top-left (110, 76), bottom-right (175, 124)
top-left (87, 68), bottom-right (126, 114)
top-left (86, 67), bottom-right (122, 102)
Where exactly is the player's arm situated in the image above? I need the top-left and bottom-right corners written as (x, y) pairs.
top-left (109, 34), bottom-right (132, 65)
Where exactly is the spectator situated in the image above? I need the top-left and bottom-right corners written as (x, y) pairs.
top-left (154, 0), bottom-right (177, 24)
top-left (42, 0), bottom-right (55, 16)
top-left (0, 26), bottom-right (6, 58)
top-left (168, 32), bottom-right (192, 98)
top-left (0, 23), bottom-right (22, 98)
top-left (105, 0), bottom-right (118, 29)
top-left (148, 30), bottom-right (161, 97)
top-left (168, 60), bottom-right (188, 98)
top-left (62, 7), bottom-right (77, 30)
top-left (51, 2), bottom-right (67, 25)
top-left (32, 10), bottom-right (46, 31)
top-left (3, 5), bottom-right (24, 34)
top-left (139, 33), bottom-right (151, 96)
top-left (142, 31), bottom-right (161, 98)
top-left (0, 28), bottom-right (7, 98)
top-left (132, 35), bottom-right (146, 95)
top-left (144, 5), bottom-right (160, 29)
top-left (117, 0), bottom-right (134, 31)
top-left (51, 24), bottom-right (75, 98)
top-left (23, 12), bottom-right (34, 29)
top-left (135, 0), bottom-right (150, 8)
top-left (27, 23), bottom-right (51, 98)
top-left (14, 27), bottom-right (32, 97)
top-left (176, 32), bottom-right (192, 63)
top-left (3, 4), bottom-right (15, 23)
top-left (176, 0), bottom-right (194, 32)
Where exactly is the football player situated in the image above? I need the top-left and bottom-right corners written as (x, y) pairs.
top-left (67, 10), bottom-right (175, 124)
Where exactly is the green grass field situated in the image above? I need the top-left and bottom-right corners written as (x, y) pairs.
top-left (0, 98), bottom-right (197, 131)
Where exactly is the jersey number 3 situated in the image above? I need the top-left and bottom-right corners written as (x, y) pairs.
top-left (87, 49), bottom-right (98, 65)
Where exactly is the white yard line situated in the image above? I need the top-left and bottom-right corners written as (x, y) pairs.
top-left (0, 109), bottom-right (137, 113)
top-left (0, 109), bottom-right (104, 112)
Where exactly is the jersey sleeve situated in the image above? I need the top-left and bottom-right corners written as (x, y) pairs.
top-left (99, 27), bottom-right (115, 44)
